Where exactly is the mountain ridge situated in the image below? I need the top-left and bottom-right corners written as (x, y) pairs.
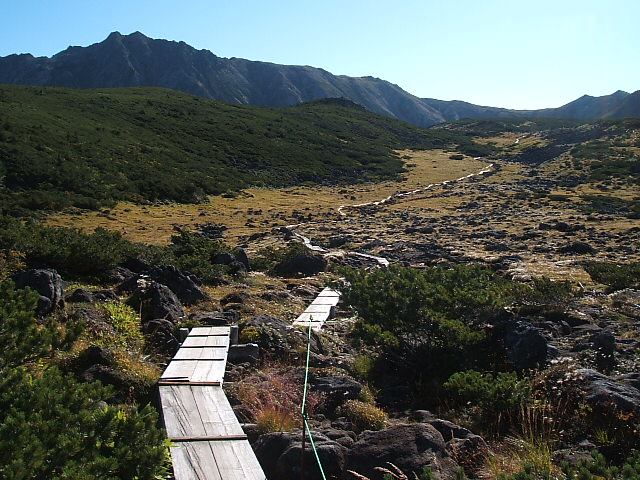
top-left (0, 31), bottom-right (637, 126)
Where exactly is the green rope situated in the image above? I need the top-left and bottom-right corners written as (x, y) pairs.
top-left (304, 417), bottom-right (328, 480)
top-left (300, 315), bottom-right (327, 480)
top-left (301, 315), bottom-right (313, 416)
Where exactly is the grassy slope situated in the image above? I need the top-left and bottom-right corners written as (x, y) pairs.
top-left (0, 86), bottom-right (491, 213)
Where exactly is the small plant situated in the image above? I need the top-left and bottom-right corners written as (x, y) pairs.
top-left (239, 326), bottom-right (261, 343)
top-left (443, 370), bottom-right (532, 436)
top-left (230, 364), bottom-right (323, 434)
top-left (337, 399), bottom-right (387, 433)
top-left (97, 301), bottom-right (144, 348)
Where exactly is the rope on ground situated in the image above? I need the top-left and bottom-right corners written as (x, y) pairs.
top-left (301, 315), bottom-right (327, 480)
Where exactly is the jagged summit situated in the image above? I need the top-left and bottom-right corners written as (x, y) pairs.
top-left (0, 31), bottom-right (637, 126)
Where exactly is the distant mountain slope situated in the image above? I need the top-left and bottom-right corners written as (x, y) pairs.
top-left (0, 85), bottom-right (491, 213)
top-left (0, 31), bottom-right (638, 126)
top-left (604, 90), bottom-right (640, 119)
top-left (532, 90), bottom-right (631, 119)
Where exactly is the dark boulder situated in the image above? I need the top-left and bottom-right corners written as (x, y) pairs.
top-left (212, 252), bottom-right (235, 265)
top-left (575, 369), bottom-right (640, 415)
top-left (12, 268), bottom-right (64, 317)
top-left (253, 431), bottom-right (347, 480)
top-left (558, 241), bottom-right (596, 255)
top-left (504, 321), bottom-right (549, 370)
top-left (312, 376), bottom-right (364, 413)
top-left (241, 314), bottom-right (323, 357)
top-left (221, 291), bottom-right (250, 305)
top-left (190, 311), bottom-right (239, 326)
top-left (104, 266), bottom-right (134, 284)
top-left (78, 345), bottom-right (114, 367)
top-left (118, 265), bottom-right (209, 305)
top-left (234, 248), bottom-right (250, 271)
top-left (346, 424), bottom-right (459, 480)
top-left (69, 288), bottom-right (120, 303)
top-left (67, 288), bottom-right (95, 303)
top-left (79, 364), bottom-right (124, 389)
top-left (93, 289), bottom-right (119, 302)
top-left (424, 419), bottom-right (488, 476)
top-left (146, 265), bottom-right (209, 305)
top-left (126, 282), bottom-right (185, 323)
top-left (274, 254), bottom-right (328, 277)
top-left (143, 318), bottom-right (179, 355)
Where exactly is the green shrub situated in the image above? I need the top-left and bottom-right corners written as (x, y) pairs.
top-left (443, 370), bottom-right (531, 436)
top-left (0, 279), bottom-right (169, 479)
top-left (0, 216), bottom-right (141, 278)
top-left (97, 302), bottom-right (144, 348)
top-left (167, 229), bottom-right (230, 283)
top-left (253, 241), bottom-right (309, 274)
top-left (0, 367), bottom-right (169, 480)
top-left (341, 265), bottom-right (527, 393)
top-left (585, 262), bottom-right (640, 292)
top-left (337, 399), bottom-right (387, 432)
top-left (0, 280), bottom-right (81, 371)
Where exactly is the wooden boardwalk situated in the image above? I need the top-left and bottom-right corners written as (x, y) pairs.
top-left (292, 287), bottom-right (340, 330)
top-left (158, 326), bottom-right (266, 480)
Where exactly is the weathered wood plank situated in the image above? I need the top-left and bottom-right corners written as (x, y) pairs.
top-left (174, 348), bottom-right (228, 361)
top-left (170, 442), bottom-right (223, 480)
top-left (303, 304), bottom-right (332, 313)
top-left (211, 441), bottom-right (267, 480)
top-left (160, 360), bottom-right (198, 381)
top-left (189, 326), bottom-right (231, 337)
top-left (159, 386), bottom-right (206, 439)
top-left (317, 288), bottom-right (340, 297)
top-left (182, 336), bottom-right (229, 348)
top-left (295, 312), bottom-right (330, 323)
top-left (191, 360), bottom-right (226, 383)
top-left (310, 297), bottom-right (340, 306)
top-left (194, 387), bottom-right (245, 437)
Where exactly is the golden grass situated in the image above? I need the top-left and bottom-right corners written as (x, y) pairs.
top-left (45, 150), bottom-right (487, 245)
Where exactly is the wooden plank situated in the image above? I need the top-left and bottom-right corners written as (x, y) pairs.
top-left (170, 435), bottom-right (247, 442)
top-left (302, 304), bottom-right (332, 314)
top-left (159, 381), bottom-right (221, 386)
top-left (159, 386), bottom-right (206, 439)
top-left (170, 442), bottom-right (223, 480)
top-left (295, 312), bottom-right (330, 323)
top-left (174, 347), bottom-right (228, 361)
top-left (317, 288), bottom-right (340, 297)
top-left (191, 360), bottom-right (226, 383)
top-left (211, 440), bottom-right (266, 480)
top-left (182, 336), bottom-right (229, 348)
top-left (189, 326), bottom-right (231, 337)
top-left (160, 360), bottom-right (198, 381)
top-left (310, 297), bottom-right (340, 306)
top-left (194, 387), bottom-right (245, 437)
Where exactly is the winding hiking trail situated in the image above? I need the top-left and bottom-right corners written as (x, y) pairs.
top-left (289, 161), bottom-right (495, 267)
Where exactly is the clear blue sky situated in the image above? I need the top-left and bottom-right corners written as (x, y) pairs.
top-left (1, 0), bottom-right (638, 109)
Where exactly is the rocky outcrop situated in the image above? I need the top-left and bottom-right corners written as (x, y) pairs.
top-left (253, 431), bottom-right (347, 480)
top-left (12, 268), bottom-right (64, 317)
top-left (273, 254), bottom-right (328, 277)
top-left (504, 321), bottom-right (550, 370)
top-left (118, 265), bottom-right (209, 306)
top-left (346, 424), bottom-right (459, 480)
top-left (126, 282), bottom-right (185, 323)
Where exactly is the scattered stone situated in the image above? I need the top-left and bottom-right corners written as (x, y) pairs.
top-left (346, 424), bottom-right (458, 480)
top-left (253, 431), bottom-right (347, 480)
top-left (12, 268), bottom-right (64, 317)
top-left (312, 376), bottom-right (364, 413)
top-left (143, 318), bottom-right (179, 355)
top-left (126, 282), bottom-right (185, 323)
top-left (558, 241), bottom-right (596, 255)
top-left (273, 254), bottom-right (328, 277)
top-left (504, 321), bottom-right (549, 370)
